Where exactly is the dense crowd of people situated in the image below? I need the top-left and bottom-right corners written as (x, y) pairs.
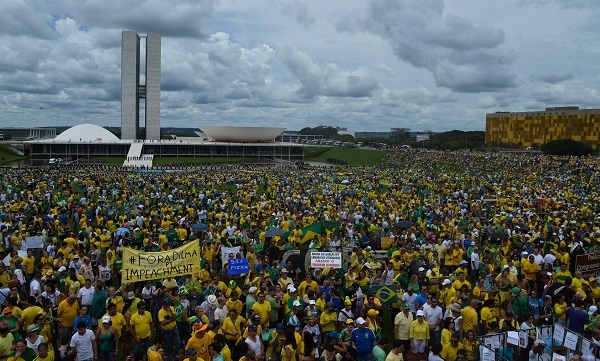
top-left (0, 150), bottom-right (600, 361)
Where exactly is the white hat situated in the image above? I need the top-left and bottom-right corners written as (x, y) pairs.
top-left (102, 315), bottom-right (111, 324)
top-left (442, 279), bottom-right (451, 286)
top-left (418, 267), bottom-right (425, 272)
top-left (248, 287), bottom-right (257, 294)
top-left (58, 266), bottom-right (67, 272)
top-left (416, 310), bottom-right (424, 316)
top-left (364, 263), bottom-right (372, 269)
top-left (366, 246), bottom-right (372, 250)
top-left (207, 295), bottom-right (217, 305)
top-left (289, 287), bottom-right (297, 293)
top-left (309, 300), bottom-right (316, 305)
top-left (292, 300), bottom-right (301, 307)
top-left (589, 306), bottom-right (598, 315)
top-left (460, 260), bottom-right (468, 265)
top-left (522, 251), bottom-right (528, 256)
top-left (356, 317), bottom-right (366, 325)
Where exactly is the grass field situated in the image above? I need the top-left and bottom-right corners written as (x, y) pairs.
top-left (0, 144), bottom-right (25, 164)
top-left (304, 146), bottom-right (387, 165)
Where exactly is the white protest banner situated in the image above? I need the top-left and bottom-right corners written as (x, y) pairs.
top-left (2, 251), bottom-right (27, 266)
top-left (563, 331), bottom-right (579, 350)
top-left (553, 324), bottom-right (565, 343)
top-left (310, 252), bottom-right (342, 269)
top-left (519, 331), bottom-right (528, 348)
top-left (480, 347), bottom-right (495, 361)
top-left (221, 246), bottom-right (243, 264)
top-left (122, 241), bottom-right (201, 282)
top-left (21, 236), bottom-right (44, 250)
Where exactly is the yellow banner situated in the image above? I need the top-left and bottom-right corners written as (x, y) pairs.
top-left (122, 241), bottom-right (201, 282)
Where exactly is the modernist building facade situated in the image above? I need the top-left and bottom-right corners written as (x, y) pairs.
top-left (485, 107), bottom-right (600, 148)
top-left (121, 31), bottom-right (161, 140)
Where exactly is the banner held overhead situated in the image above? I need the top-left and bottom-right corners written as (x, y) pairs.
top-left (122, 241), bottom-right (201, 282)
top-left (310, 252), bottom-right (342, 269)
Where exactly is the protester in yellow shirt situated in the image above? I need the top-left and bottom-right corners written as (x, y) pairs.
top-left (410, 311), bottom-right (429, 355)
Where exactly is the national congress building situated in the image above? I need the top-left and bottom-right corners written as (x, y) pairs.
top-left (485, 106), bottom-right (600, 148)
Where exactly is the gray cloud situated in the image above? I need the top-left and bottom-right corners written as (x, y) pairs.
top-left (278, 45), bottom-right (379, 99)
top-left (337, 0), bottom-right (517, 92)
top-left (539, 74), bottom-right (574, 84)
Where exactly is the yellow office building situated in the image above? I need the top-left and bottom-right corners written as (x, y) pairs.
top-left (486, 106), bottom-right (600, 148)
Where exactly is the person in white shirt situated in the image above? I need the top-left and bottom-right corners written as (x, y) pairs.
top-left (470, 247), bottom-right (480, 279)
top-left (30, 273), bottom-right (42, 298)
top-left (422, 297), bottom-right (443, 344)
top-left (401, 287), bottom-right (418, 313)
top-left (70, 321), bottom-right (97, 361)
top-left (78, 279), bottom-right (95, 307)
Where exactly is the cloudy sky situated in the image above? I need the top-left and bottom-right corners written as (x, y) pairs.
top-left (1, 0), bottom-right (599, 132)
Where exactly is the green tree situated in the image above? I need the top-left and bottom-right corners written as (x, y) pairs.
top-left (542, 139), bottom-right (593, 156)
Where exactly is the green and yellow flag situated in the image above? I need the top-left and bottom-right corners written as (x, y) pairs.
top-left (371, 285), bottom-right (399, 304)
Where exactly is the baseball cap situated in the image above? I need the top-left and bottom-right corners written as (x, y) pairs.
top-left (442, 279), bottom-right (451, 285)
top-left (416, 310), bottom-right (424, 317)
top-left (402, 303), bottom-right (410, 309)
top-left (292, 300), bottom-right (301, 307)
top-left (367, 309), bottom-right (379, 317)
top-left (58, 266), bottom-right (67, 272)
top-left (418, 267), bottom-right (425, 272)
top-left (102, 316), bottom-right (111, 324)
top-left (163, 299), bottom-right (172, 305)
top-left (328, 331), bottom-right (341, 339)
top-left (356, 317), bottom-right (366, 325)
top-left (589, 306), bottom-right (598, 315)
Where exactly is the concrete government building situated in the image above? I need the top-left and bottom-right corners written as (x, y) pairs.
top-left (485, 106), bottom-right (600, 148)
top-left (121, 31), bottom-right (161, 140)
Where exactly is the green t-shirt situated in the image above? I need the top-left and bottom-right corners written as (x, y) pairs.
top-left (54, 273), bottom-right (68, 292)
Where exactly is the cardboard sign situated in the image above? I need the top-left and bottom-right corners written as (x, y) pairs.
top-left (21, 236), bottom-right (44, 250)
top-left (310, 252), bottom-right (342, 269)
top-left (575, 253), bottom-right (600, 280)
top-left (228, 258), bottom-right (250, 275)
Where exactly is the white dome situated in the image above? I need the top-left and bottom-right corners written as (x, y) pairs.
top-left (55, 124), bottom-right (119, 141)
top-left (199, 126), bottom-right (285, 142)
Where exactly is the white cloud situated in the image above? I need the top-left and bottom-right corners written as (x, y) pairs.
top-left (0, 0), bottom-right (599, 131)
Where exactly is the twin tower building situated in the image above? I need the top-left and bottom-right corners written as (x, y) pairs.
top-left (121, 31), bottom-right (161, 140)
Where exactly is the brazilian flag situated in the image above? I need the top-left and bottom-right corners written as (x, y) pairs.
top-left (299, 221), bottom-right (341, 244)
top-left (371, 285), bottom-right (399, 304)
top-left (300, 223), bottom-right (324, 244)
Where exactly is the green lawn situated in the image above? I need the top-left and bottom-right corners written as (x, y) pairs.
top-left (305, 146), bottom-right (387, 165)
top-left (0, 144), bottom-right (26, 164)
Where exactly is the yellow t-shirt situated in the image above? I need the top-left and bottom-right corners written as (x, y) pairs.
top-left (21, 306), bottom-right (42, 329)
top-left (319, 311), bottom-right (337, 332)
top-left (147, 348), bottom-right (162, 361)
top-left (522, 261), bottom-right (539, 281)
top-left (129, 311), bottom-right (153, 339)
top-left (57, 300), bottom-right (80, 328)
top-left (105, 312), bottom-right (128, 337)
top-left (158, 306), bottom-right (177, 330)
top-left (251, 302), bottom-right (271, 328)
top-left (409, 320), bottom-right (430, 340)
top-left (461, 306), bottom-right (478, 333)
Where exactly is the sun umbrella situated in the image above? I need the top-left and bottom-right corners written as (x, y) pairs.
top-left (115, 227), bottom-right (130, 236)
top-left (191, 223), bottom-right (209, 231)
top-left (264, 228), bottom-right (285, 238)
top-left (396, 220), bottom-right (414, 228)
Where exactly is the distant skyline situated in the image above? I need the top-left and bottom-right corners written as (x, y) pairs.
top-left (1, 0), bottom-right (599, 132)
